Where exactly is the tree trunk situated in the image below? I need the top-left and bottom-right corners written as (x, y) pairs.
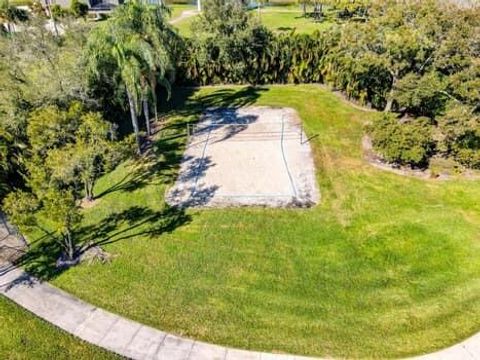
top-left (384, 96), bottom-right (394, 112)
top-left (384, 75), bottom-right (397, 112)
top-left (127, 89), bottom-right (142, 154)
top-left (46, 3), bottom-right (59, 37)
top-left (84, 180), bottom-right (94, 201)
top-left (149, 75), bottom-right (159, 123)
top-left (52, 20), bottom-right (59, 37)
top-left (64, 230), bottom-right (75, 260)
top-left (143, 98), bottom-right (151, 137)
top-left (303, 1), bottom-right (307, 17)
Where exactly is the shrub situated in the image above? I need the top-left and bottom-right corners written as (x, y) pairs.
top-left (368, 114), bottom-right (435, 167)
top-left (70, 0), bottom-right (88, 18)
top-left (438, 103), bottom-right (480, 169)
top-left (455, 147), bottom-right (480, 169)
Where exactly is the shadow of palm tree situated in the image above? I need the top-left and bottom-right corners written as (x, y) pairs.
top-left (161, 86), bottom-right (269, 117)
top-left (95, 129), bottom-right (187, 199)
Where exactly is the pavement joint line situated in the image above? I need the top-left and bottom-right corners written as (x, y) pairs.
top-left (186, 339), bottom-right (196, 360)
top-left (98, 314), bottom-right (121, 347)
top-left (124, 322), bottom-right (143, 351)
top-left (461, 344), bottom-right (476, 359)
top-left (153, 329), bottom-right (168, 357)
top-left (72, 307), bottom-right (98, 335)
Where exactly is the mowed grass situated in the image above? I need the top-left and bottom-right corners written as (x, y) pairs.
top-left (27, 85), bottom-right (480, 358)
top-left (169, 3), bottom-right (196, 21)
top-left (256, 9), bottom-right (333, 34)
top-left (0, 296), bottom-right (117, 359)
top-left (173, 5), bottom-right (332, 36)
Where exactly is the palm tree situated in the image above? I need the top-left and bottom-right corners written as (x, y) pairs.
top-left (138, 2), bottom-right (174, 135)
top-left (86, 1), bottom-right (175, 147)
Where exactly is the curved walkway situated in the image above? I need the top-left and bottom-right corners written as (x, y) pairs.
top-left (2, 265), bottom-right (480, 359)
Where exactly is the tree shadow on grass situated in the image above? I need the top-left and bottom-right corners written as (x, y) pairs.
top-left (277, 26), bottom-right (294, 31)
top-left (163, 86), bottom-right (269, 118)
top-left (95, 130), bottom-right (187, 199)
top-left (8, 205), bottom-right (190, 282)
top-left (195, 86), bottom-right (269, 111)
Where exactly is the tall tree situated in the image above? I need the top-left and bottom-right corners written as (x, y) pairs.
top-left (86, 0), bottom-right (175, 149)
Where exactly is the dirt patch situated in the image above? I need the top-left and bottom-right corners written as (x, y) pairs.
top-left (80, 198), bottom-right (100, 209)
top-left (167, 106), bottom-right (320, 208)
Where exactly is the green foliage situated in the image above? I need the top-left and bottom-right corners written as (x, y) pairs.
top-left (41, 188), bottom-right (82, 259)
top-left (3, 102), bottom-right (124, 260)
top-left (3, 190), bottom-right (39, 232)
top-left (394, 72), bottom-right (446, 117)
top-left (86, 0), bottom-right (176, 151)
top-left (179, 23), bottom-right (334, 85)
top-left (50, 4), bottom-right (68, 19)
top-left (4, 185), bottom-right (84, 260)
top-left (70, 0), bottom-right (88, 18)
top-left (369, 114), bottom-right (435, 167)
top-left (438, 104), bottom-right (480, 169)
top-left (27, 104), bottom-right (121, 201)
top-left (27, 103), bottom-right (82, 157)
top-left (195, 0), bottom-right (251, 35)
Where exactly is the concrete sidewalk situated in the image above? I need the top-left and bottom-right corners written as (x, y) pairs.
top-left (1, 264), bottom-right (480, 359)
top-left (0, 266), bottom-right (313, 360)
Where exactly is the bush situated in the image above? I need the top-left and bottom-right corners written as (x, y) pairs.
top-left (455, 147), bottom-right (480, 169)
top-left (70, 0), bottom-right (88, 18)
top-left (438, 104), bottom-right (480, 169)
top-left (368, 114), bottom-right (435, 167)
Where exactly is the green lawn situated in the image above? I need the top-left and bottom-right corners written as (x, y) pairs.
top-left (169, 3), bottom-right (196, 21)
top-left (173, 5), bottom-right (333, 36)
top-left (25, 85), bottom-right (480, 358)
top-left (256, 9), bottom-right (333, 34)
top-left (0, 296), bottom-right (117, 359)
